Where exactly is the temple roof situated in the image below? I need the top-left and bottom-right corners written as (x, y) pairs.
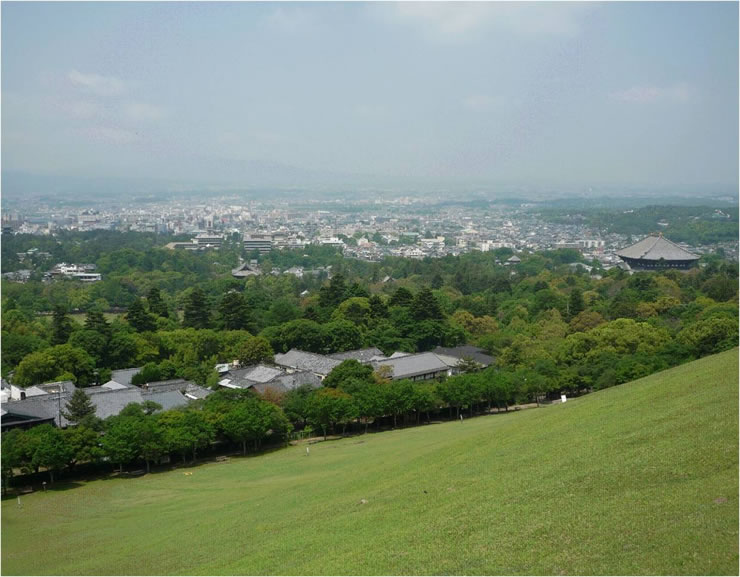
top-left (617, 235), bottom-right (699, 262)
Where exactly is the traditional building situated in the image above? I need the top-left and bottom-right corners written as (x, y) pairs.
top-left (617, 235), bottom-right (699, 271)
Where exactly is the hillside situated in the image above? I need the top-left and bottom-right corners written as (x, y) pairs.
top-left (2, 350), bottom-right (738, 575)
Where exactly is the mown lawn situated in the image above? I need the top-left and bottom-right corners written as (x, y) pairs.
top-left (2, 349), bottom-right (737, 575)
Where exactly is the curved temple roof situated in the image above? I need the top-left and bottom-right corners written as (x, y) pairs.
top-left (617, 235), bottom-right (699, 262)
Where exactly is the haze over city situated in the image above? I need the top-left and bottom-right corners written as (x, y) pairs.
top-left (2, 1), bottom-right (738, 195)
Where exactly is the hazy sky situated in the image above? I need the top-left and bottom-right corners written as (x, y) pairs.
top-left (2, 1), bottom-right (738, 190)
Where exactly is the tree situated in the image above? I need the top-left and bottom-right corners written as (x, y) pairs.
top-left (51, 305), bottom-right (74, 345)
top-left (68, 329), bottom-right (108, 367)
top-left (567, 288), bottom-right (585, 319)
top-left (389, 287), bottom-right (414, 308)
top-left (62, 388), bottom-right (97, 426)
top-left (84, 310), bottom-right (112, 339)
top-left (221, 399), bottom-right (272, 455)
top-left (411, 288), bottom-right (444, 321)
top-left (183, 287), bottom-right (210, 329)
top-left (677, 317), bottom-right (738, 356)
top-left (323, 319), bottom-right (363, 353)
top-left (368, 294), bottom-right (388, 319)
top-left (218, 291), bottom-right (252, 331)
top-left (131, 362), bottom-right (163, 386)
top-left (147, 287), bottom-right (169, 318)
top-left (2, 429), bottom-right (24, 494)
top-left (282, 384), bottom-right (315, 428)
top-left (159, 409), bottom-right (215, 463)
top-left (126, 298), bottom-right (157, 332)
top-left (63, 425), bottom-right (103, 469)
top-left (306, 388), bottom-right (356, 439)
top-left (235, 336), bottom-right (274, 366)
top-left (14, 344), bottom-right (96, 387)
top-left (319, 273), bottom-right (347, 309)
top-left (31, 425), bottom-right (73, 483)
top-left (102, 416), bottom-right (141, 472)
top-left (137, 417), bottom-right (165, 473)
top-left (324, 359), bottom-right (374, 389)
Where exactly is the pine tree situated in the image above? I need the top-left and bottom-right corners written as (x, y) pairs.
top-left (84, 310), bottom-right (112, 339)
top-left (568, 288), bottom-right (585, 320)
top-left (147, 287), bottom-right (169, 318)
top-left (62, 388), bottom-right (97, 426)
top-left (219, 291), bottom-right (251, 331)
top-left (126, 298), bottom-right (157, 332)
top-left (389, 287), bottom-right (414, 308)
top-left (51, 305), bottom-right (74, 345)
top-left (183, 287), bottom-right (210, 329)
top-left (411, 287), bottom-right (444, 321)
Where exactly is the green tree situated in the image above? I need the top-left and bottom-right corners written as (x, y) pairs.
top-left (306, 388), bottom-right (356, 439)
top-left (235, 336), bottom-right (274, 366)
top-left (677, 317), bottom-right (738, 356)
top-left (14, 344), bottom-right (96, 387)
top-left (219, 291), bottom-right (252, 330)
top-left (183, 287), bottom-right (211, 329)
top-left (62, 388), bottom-right (97, 426)
top-left (324, 359), bottom-right (374, 389)
top-left (51, 305), bottom-right (74, 345)
top-left (63, 425), bottom-right (103, 470)
top-left (126, 298), bottom-right (157, 332)
top-left (147, 287), bottom-right (169, 318)
top-left (102, 415), bottom-right (141, 472)
top-left (318, 273), bottom-right (348, 309)
top-left (389, 287), bottom-right (414, 308)
top-left (31, 425), bottom-right (73, 483)
top-left (567, 287), bottom-right (585, 319)
top-left (84, 310), bottom-right (112, 339)
top-left (160, 409), bottom-right (215, 463)
top-left (411, 288), bottom-right (444, 321)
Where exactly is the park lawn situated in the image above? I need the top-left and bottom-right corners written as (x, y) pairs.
top-left (2, 349), bottom-right (738, 575)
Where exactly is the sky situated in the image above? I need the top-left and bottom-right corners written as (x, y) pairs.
top-left (2, 1), bottom-right (738, 192)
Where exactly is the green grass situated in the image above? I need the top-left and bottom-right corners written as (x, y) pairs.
top-left (68, 312), bottom-right (120, 324)
top-left (3, 350), bottom-right (738, 575)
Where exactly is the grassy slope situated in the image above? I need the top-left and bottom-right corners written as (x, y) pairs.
top-left (2, 350), bottom-right (738, 575)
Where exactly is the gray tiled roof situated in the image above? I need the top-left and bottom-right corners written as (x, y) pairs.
top-left (617, 236), bottom-right (699, 261)
top-left (241, 365), bottom-right (284, 383)
top-left (139, 379), bottom-right (193, 393)
top-left (102, 381), bottom-right (130, 390)
top-left (432, 346), bottom-right (494, 367)
top-left (87, 388), bottom-right (145, 420)
top-left (372, 352), bottom-right (450, 380)
top-left (274, 350), bottom-right (341, 376)
top-left (329, 347), bottom-right (386, 363)
top-left (146, 390), bottom-right (188, 411)
top-left (269, 370), bottom-right (322, 391)
top-left (0, 395), bottom-right (71, 427)
top-left (110, 367), bottom-right (141, 387)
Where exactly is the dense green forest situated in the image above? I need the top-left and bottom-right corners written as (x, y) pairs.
top-left (2, 229), bottom-right (738, 485)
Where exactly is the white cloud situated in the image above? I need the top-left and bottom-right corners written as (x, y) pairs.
top-left (388, 3), bottom-right (592, 41)
top-left (611, 83), bottom-right (692, 103)
top-left (263, 6), bottom-right (314, 34)
top-left (125, 101), bottom-right (168, 122)
top-left (68, 70), bottom-right (125, 96)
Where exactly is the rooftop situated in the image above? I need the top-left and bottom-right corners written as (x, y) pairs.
top-left (617, 235), bottom-right (699, 262)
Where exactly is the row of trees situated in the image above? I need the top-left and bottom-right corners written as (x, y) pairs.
top-left (2, 389), bottom-right (292, 490)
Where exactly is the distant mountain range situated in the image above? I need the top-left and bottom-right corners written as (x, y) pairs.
top-left (2, 168), bottom-right (736, 207)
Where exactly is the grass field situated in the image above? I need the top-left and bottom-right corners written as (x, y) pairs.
top-left (2, 350), bottom-right (738, 575)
